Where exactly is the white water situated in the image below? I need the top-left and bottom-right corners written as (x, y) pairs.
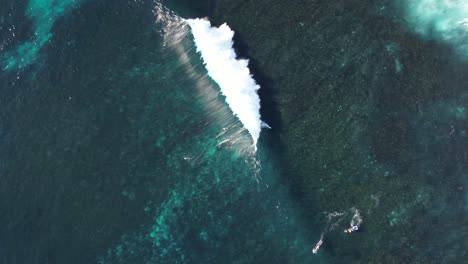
top-left (186, 18), bottom-right (263, 147)
top-left (403, 0), bottom-right (468, 57)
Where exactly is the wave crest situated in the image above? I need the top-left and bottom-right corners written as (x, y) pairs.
top-left (186, 18), bottom-right (263, 147)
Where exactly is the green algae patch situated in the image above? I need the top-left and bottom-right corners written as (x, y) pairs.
top-left (1, 0), bottom-right (82, 71)
top-left (199, 230), bottom-right (208, 241)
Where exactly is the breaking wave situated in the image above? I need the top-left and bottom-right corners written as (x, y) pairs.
top-left (186, 18), bottom-right (264, 146)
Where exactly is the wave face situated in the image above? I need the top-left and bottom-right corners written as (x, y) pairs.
top-left (403, 0), bottom-right (468, 57)
top-left (186, 18), bottom-right (262, 146)
top-left (96, 4), bottom-right (316, 263)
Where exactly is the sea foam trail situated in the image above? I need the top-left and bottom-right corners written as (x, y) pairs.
top-left (186, 18), bottom-right (263, 147)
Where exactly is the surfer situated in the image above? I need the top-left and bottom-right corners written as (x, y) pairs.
top-left (345, 207), bottom-right (362, 233)
top-left (344, 225), bottom-right (359, 233)
top-left (312, 238), bottom-right (323, 254)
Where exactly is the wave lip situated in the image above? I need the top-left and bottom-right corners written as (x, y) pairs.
top-left (186, 18), bottom-right (262, 146)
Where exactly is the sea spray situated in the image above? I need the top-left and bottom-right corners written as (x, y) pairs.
top-left (152, 4), bottom-right (256, 156)
top-left (312, 208), bottom-right (363, 254)
top-left (186, 18), bottom-right (263, 147)
top-left (349, 207), bottom-right (363, 228)
top-left (312, 211), bottom-right (346, 254)
top-left (402, 0), bottom-right (468, 57)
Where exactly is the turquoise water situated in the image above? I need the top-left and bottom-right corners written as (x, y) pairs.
top-left (0, 0), bottom-right (467, 263)
top-left (0, 0), bottom-right (82, 71)
top-left (0, 0), bottom-right (318, 263)
top-left (399, 0), bottom-right (468, 58)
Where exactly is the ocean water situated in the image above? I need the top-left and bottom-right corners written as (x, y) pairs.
top-left (399, 0), bottom-right (468, 58)
top-left (0, 0), bottom-right (467, 264)
top-left (211, 0), bottom-right (468, 263)
top-left (0, 0), bottom-right (317, 263)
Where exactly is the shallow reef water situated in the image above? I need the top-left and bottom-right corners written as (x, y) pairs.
top-left (0, 0), bottom-right (82, 71)
top-left (0, 0), bottom-right (466, 263)
top-left (0, 0), bottom-right (316, 263)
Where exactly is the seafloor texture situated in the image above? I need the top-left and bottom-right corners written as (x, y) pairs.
top-left (211, 0), bottom-right (468, 263)
top-left (1, 0), bottom-right (316, 263)
top-left (0, 0), bottom-right (467, 264)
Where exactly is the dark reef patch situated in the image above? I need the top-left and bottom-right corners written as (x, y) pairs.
top-left (211, 0), bottom-right (468, 262)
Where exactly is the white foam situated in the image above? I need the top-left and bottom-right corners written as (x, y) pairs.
top-left (404, 0), bottom-right (468, 57)
top-left (186, 18), bottom-right (263, 146)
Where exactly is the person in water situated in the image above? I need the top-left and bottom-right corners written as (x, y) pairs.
top-left (312, 239), bottom-right (323, 254)
top-left (344, 225), bottom-right (359, 233)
